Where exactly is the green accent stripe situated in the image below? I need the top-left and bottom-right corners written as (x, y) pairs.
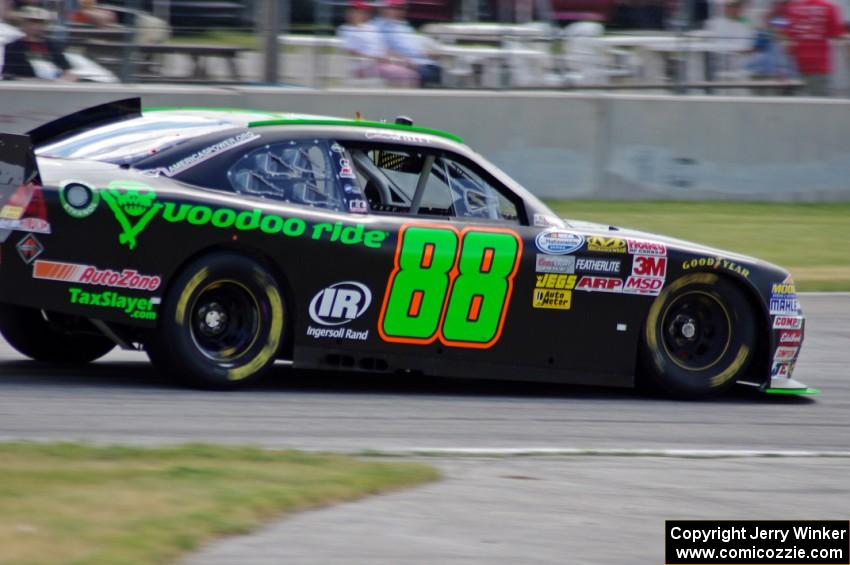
top-left (247, 118), bottom-right (464, 144)
top-left (765, 387), bottom-right (820, 395)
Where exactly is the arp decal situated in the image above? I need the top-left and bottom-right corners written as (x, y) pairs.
top-left (379, 224), bottom-right (522, 349)
top-left (15, 233), bottom-right (43, 264)
top-left (773, 315), bottom-right (804, 330)
top-left (535, 254), bottom-right (574, 274)
top-left (535, 229), bottom-right (583, 256)
top-left (307, 281), bottom-right (372, 341)
top-left (586, 236), bottom-right (626, 253)
top-left (33, 260), bottom-right (162, 291)
top-left (532, 288), bottom-right (571, 310)
top-left (68, 287), bottom-right (159, 320)
top-left (576, 276), bottom-right (623, 293)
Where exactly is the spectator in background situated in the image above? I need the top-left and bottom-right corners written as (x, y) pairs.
top-left (1, 7), bottom-right (76, 80)
top-left (705, 0), bottom-right (755, 47)
top-left (373, 0), bottom-right (442, 87)
top-left (777, 0), bottom-right (843, 94)
top-left (337, 0), bottom-right (418, 87)
top-left (70, 0), bottom-right (117, 26)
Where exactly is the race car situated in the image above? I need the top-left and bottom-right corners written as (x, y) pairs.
top-left (0, 98), bottom-right (812, 397)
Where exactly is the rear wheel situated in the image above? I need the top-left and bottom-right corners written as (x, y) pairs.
top-left (146, 252), bottom-right (285, 389)
top-left (0, 304), bottom-right (115, 363)
top-left (640, 273), bottom-right (756, 398)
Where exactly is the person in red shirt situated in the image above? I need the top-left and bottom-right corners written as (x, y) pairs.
top-left (778, 0), bottom-right (844, 95)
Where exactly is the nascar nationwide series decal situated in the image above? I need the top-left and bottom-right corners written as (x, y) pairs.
top-left (33, 260), bottom-right (161, 291)
top-left (379, 224), bottom-right (521, 348)
top-left (86, 181), bottom-right (388, 250)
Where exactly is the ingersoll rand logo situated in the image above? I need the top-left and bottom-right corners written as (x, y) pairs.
top-left (308, 281), bottom-right (372, 326)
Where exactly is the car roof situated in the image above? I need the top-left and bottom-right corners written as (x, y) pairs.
top-left (142, 107), bottom-right (465, 144)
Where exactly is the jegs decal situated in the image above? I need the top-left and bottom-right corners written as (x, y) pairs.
top-left (379, 224), bottom-right (522, 349)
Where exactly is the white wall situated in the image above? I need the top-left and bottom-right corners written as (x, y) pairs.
top-left (2, 82), bottom-right (849, 201)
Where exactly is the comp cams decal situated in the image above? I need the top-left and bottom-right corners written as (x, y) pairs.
top-left (773, 316), bottom-right (804, 330)
top-left (33, 260), bottom-right (161, 291)
top-left (379, 224), bottom-right (521, 349)
top-left (535, 229), bottom-right (583, 255)
top-left (307, 281), bottom-right (372, 341)
top-left (72, 181), bottom-right (388, 251)
top-left (68, 287), bottom-right (159, 320)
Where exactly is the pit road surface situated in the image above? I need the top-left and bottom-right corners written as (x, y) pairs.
top-left (1, 294), bottom-right (848, 564)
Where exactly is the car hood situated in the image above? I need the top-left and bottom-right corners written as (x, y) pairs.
top-left (563, 218), bottom-right (763, 266)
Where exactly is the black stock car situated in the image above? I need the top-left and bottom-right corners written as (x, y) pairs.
top-left (0, 99), bottom-right (813, 397)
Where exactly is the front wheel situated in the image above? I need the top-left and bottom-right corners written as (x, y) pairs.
top-left (146, 252), bottom-right (285, 389)
top-left (0, 304), bottom-right (115, 363)
top-left (640, 273), bottom-right (756, 398)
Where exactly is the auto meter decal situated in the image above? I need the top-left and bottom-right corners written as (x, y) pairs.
top-left (379, 224), bottom-right (522, 349)
top-left (535, 229), bottom-right (583, 255)
top-left (307, 281), bottom-right (372, 341)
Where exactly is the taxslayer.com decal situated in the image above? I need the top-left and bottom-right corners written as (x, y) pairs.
top-left (33, 260), bottom-right (161, 291)
top-left (68, 287), bottom-right (159, 320)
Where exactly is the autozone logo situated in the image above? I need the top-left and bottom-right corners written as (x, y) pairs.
top-left (308, 281), bottom-right (372, 326)
top-left (627, 239), bottom-right (667, 256)
top-left (773, 316), bottom-right (803, 329)
top-left (778, 330), bottom-right (802, 344)
top-left (586, 236), bottom-right (626, 253)
top-left (622, 276), bottom-right (664, 295)
top-left (33, 260), bottom-right (161, 291)
top-left (631, 255), bottom-right (667, 278)
top-left (576, 276), bottom-right (623, 292)
top-left (535, 273), bottom-right (577, 290)
top-left (773, 346), bottom-right (799, 362)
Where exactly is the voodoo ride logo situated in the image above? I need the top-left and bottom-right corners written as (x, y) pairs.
top-left (99, 181), bottom-right (162, 250)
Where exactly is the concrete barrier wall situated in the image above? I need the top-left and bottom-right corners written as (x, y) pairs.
top-left (2, 82), bottom-right (849, 201)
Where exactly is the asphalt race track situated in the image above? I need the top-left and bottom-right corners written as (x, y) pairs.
top-left (1, 294), bottom-right (849, 564)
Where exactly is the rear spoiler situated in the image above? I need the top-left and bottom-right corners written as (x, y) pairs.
top-left (0, 133), bottom-right (43, 243)
top-left (27, 97), bottom-right (142, 148)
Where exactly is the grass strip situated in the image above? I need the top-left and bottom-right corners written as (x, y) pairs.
top-left (0, 442), bottom-right (438, 565)
top-left (546, 201), bottom-right (850, 291)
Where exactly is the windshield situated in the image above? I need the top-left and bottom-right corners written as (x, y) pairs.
top-left (36, 115), bottom-right (239, 166)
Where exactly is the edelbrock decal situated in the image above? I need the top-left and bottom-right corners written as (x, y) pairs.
top-left (535, 230), bottom-right (584, 255)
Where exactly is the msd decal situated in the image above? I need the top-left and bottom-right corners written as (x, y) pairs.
top-left (576, 276), bottom-right (623, 293)
top-left (33, 260), bottom-right (162, 291)
top-left (622, 276), bottom-right (663, 295)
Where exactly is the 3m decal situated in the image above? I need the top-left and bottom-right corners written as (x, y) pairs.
top-left (68, 287), bottom-right (159, 320)
top-left (627, 239), bottom-right (666, 256)
top-left (773, 315), bottom-right (804, 330)
top-left (158, 132), bottom-right (259, 177)
top-left (535, 230), bottom-right (583, 255)
top-left (307, 281), bottom-right (372, 341)
top-left (575, 257), bottom-right (620, 274)
top-left (532, 288), bottom-right (571, 310)
top-left (681, 256), bottom-right (750, 278)
top-left (778, 329), bottom-right (803, 344)
top-left (92, 184), bottom-right (387, 250)
top-left (535, 254), bottom-right (574, 274)
top-left (586, 236), bottom-right (626, 253)
top-left (535, 273), bottom-right (577, 290)
top-left (379, 224), bottom-right (521, 348)
top-left (33, 260), bottom-right (161, 291)
top-left (15, 234), bottom-right (43, 264)
top-left (576, 276), bottom-right (623, 292)
top-left (631, 255), bottom-right (667, 278)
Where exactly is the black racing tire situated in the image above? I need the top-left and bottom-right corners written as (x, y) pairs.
top-left (146, 252), bottom-right (285, 390)
top-left (639, 272), bottom-right (756, 398)
top-left (0, 304), bottom-right (115, 364)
